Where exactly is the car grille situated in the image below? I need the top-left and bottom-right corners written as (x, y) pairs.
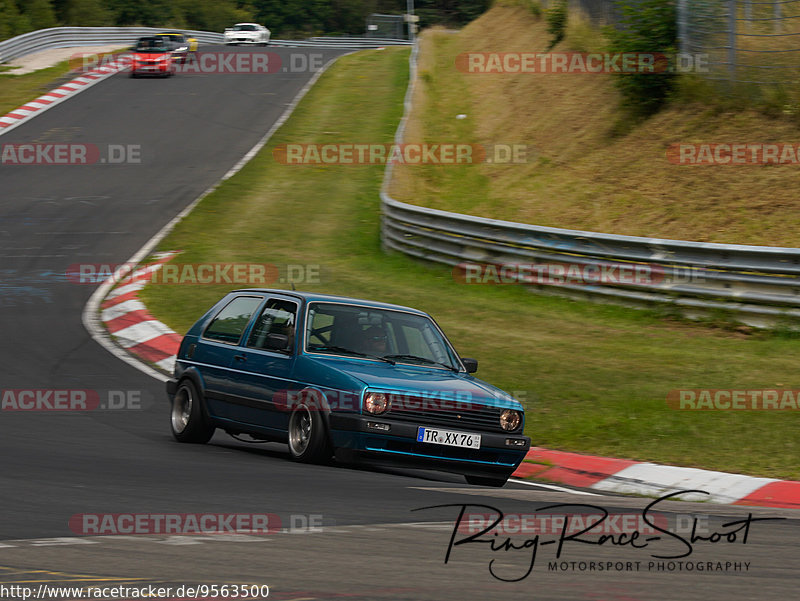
top-left (386, 394), bottom-right (514, 433)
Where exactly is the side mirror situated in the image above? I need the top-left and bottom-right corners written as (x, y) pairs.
top-left (265, 333), bottom-right (290, 351)
top-left (461, 357), bottom-right (478, 373)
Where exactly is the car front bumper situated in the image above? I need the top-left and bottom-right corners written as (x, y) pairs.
top-left (226, 37), bottom-right (261, 44)
top-left (329, 413), bottom-right (530, 478)
top-left (132, 63), bottom-right (170, 74)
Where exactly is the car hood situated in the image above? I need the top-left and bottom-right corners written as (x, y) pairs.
top-left (133, 52), bottom-right (170, 59)
top-left (303, 355), bottom-right (521, 410)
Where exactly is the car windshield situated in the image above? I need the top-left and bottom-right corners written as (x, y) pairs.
top-left (232, 24), bottom-right (258, 31)
top-left (305, 302), bottom-right (461, 370)
top-left (135, 40), bottom-right (170, 53)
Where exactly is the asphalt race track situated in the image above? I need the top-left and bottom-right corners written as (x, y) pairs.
top-left (1, 46), bottom-right (798, 601)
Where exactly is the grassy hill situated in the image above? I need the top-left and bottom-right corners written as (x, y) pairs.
top-left (389, 3), bottom-right (800, 247)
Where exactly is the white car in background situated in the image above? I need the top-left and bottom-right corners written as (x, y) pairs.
top-left (224, 23), bottom-right (271, 46)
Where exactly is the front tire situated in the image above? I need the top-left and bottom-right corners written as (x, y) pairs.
top-left (170, 380), bottom-right (215, 443)
top-left (465, 474), bottom-right (510, 487)
top-left (287, 402), bottom-right (331, 463)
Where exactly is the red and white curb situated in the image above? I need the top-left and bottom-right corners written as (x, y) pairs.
top-left (513, 446), bottom-right (800, 509)
top-left (0, 55), bottom-right (130, 136)
top-left (99, 251), bottom-right (181, 373)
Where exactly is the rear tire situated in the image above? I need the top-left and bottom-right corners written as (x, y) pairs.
top-left (465, 474), bottom-right (509, 487)
top-left (287, 401), bottom-right (332, 463)
top-left (170, 380), bottom-right (215, 443)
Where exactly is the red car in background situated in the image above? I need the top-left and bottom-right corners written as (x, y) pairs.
top-left (130, 36), bottom-right (177, 78)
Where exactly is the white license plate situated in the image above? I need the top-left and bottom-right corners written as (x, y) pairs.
top-left (417, 426), bottom-right (481, 449)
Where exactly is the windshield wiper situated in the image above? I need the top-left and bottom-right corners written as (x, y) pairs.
top-left (308, 345), bottom-right (395, 364)
top-left (382, 354), bottom-right (457, 371)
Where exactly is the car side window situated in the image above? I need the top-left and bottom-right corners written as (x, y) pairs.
top-left (203, 296), bottom-right (263, 344)
top-left (246, 299), bottom-right (298, 352)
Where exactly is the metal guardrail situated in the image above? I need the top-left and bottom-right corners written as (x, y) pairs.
top-left (380, 43), bottom-right (800, 327)
top-left (0, 27), bottom-right (224, 63)
top-left (274, 36), bottom-right (412, 48)
top-left (0, 29), bottom-right (411, 63)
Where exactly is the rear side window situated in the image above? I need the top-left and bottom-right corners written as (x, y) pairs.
top-left (204, 296), bottom-right (262, 344)
top-left (246, 299), bottom-right (298, 351)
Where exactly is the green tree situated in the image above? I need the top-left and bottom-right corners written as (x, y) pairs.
top-left (64, 0), bottom-right (113, 26)
top-left (175, 0), bottom-right (252, 32)
top-left (607, 0), bottom-right (677, 116)
top-left (546, 0), bottom-right (567, 50)
top-left (413, 0), bottom-right (490, 29)
top-left (23, 0), bottom-right (58, 30)
top-left (109, 0), bottom-right (184, 27)
top-left (0, 0), bottom-right (32, 39)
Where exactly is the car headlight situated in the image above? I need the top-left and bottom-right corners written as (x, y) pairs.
top-left (500, 409), bottom-right (521, 431)
top-left (363, 392), bottom-right (390, 415)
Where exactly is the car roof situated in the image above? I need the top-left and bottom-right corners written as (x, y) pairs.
top-left (234, 23), bottom-right (261, 26)
top-left (231, 289), bottom-right (428, 316)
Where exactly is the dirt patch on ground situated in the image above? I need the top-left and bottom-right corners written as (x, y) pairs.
top-left (2, 45), bottom-right (125, 75)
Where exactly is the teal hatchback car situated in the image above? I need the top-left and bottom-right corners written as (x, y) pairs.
top-left (166, 290), bottom-right (530, 486)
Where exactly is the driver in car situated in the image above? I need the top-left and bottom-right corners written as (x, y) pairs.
top-left (362, 326), bottom-right (388, 355)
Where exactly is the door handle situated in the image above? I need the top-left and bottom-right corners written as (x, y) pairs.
top-left (233, 354), bottom-right (247, 362)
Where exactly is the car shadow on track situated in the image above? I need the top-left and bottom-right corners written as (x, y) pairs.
top-left (209, 436), bottom-right (468, 486)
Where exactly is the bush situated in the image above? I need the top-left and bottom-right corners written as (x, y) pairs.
top-left (606, 0), bottom-right (677, 116)
top-left (546, 0), bottom-right (568, 50)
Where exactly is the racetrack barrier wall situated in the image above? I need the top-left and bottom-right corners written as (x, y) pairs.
top-left (379, 43), bottom-right (800, 328)
top-left (0, 29), bottom-right (410, 63)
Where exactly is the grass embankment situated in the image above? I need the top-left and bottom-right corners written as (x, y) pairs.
top-left (141, 46), bottom-right (800, 480)
top-left (0, 60), bottom-right (75, 117)
top-left (389, 3), bottom-right (800, 247)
